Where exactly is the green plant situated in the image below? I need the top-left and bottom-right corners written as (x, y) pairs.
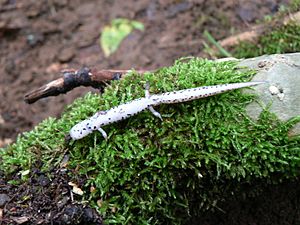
top-left (203, 30), bottom-right (232, 57)
top-left (100, 18), bottom-right (144, 57)
top-left (1, 58), bottom-right (300, 224)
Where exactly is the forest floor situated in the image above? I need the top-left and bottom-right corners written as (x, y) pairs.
top-left (1, 0), bottom-right (299, 224)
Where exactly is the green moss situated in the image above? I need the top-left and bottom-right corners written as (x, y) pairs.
top-left (1, 58), bottom-right (300, 224)
top-left (233, 22), bottom-right (300, 58)
top-left (290, 0), bottom-right (300, 11)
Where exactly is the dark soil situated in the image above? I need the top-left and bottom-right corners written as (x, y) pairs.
top-left (0, 167), bottom-right (102, 225)
top-left (1, 0), bottom-right (299, 224)
top-left (193, 179), bottom-right (300, 225)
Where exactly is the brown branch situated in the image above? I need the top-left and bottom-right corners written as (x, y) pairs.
top-left (218, 24), bottom-right (264, 47)
top-left (24, 67), bottom-right (147, 104)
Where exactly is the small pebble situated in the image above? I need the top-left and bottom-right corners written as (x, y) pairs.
top-left (58, 47), bottom-right (76, 63)
top-left (269, 85), bottom-right (280, 95)
top-left (0, 193), bottom-right (10, 207)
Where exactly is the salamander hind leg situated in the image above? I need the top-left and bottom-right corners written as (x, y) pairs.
top-left (98, 127), bottom-right (108, 140)
top-left (148, 106), bottom-right (162, 121)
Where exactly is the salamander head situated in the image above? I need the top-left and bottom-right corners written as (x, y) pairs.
top-left (69, 120), bottom-right (94, 140)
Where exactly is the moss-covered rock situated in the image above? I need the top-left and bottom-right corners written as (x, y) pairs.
top-left (1, 58), bottom-right (300, 224)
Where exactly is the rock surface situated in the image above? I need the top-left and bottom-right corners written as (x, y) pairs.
top-left (239, 53), bottom-right (300, 134)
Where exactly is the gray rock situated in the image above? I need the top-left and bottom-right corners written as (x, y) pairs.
top-left (239, 53), bottom-right (300, 134)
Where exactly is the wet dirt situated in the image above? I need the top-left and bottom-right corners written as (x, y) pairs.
top-left (1, 0), bottom-right (299, 224)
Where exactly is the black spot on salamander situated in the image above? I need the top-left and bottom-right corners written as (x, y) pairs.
top-left (94, 126), bottom-right (96, 129)
top-left (88, 127), bottom-right (91, 129)
top-left (108, 118), bottom-right (111, 120)
top-left (83, 128), bottom-right (86, 130)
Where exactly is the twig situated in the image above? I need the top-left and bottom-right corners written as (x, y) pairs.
top-left (24, 67), bottom-right (147, 104)
top-left (219, 11), bottom-right (300, 47)
top-left (218, 24), bottom-right (265, 47)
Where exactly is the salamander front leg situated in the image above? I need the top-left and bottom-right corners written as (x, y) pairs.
top-left (148, 106), bottom-right (162, 121)
top-left (144, 82), bottom-right (163, 120)
top-left (98, 127), bottom-right (108, 140)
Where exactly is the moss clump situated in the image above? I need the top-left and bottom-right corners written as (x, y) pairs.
top-left (290, 0), bottom-right (300, 11)
top-left (232, 22), bottom-right (300, 58)
top-left (1, 58), bottom-right (300, 224)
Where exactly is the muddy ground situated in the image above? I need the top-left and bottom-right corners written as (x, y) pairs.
top-left (1, 0), bottom-right (299, 224)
